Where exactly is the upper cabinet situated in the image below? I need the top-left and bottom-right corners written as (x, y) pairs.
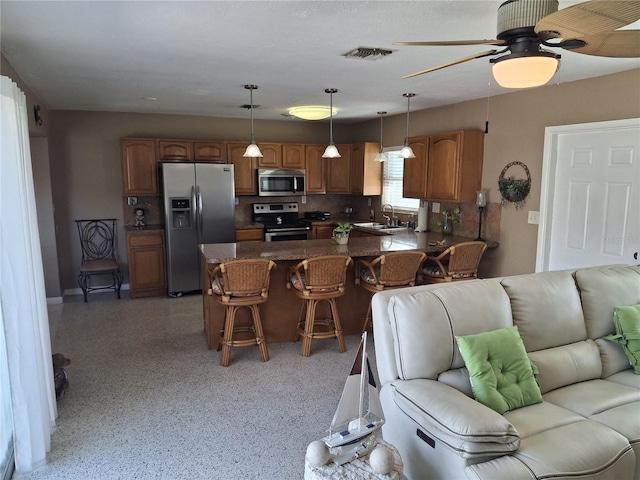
top-left (351, 142), bottom-right (382, 196)
top-left (326, 144), bottom-right (352, 194)
top-left (257, 143), bottom-right (305, 169)
top-left (305, 145), bottom-right (326, 194)
top-left (194, 141), bottom-right (225, 162)
top-left (121, 138), bottom-right (158, 195)
top-left (226, 142), bottom-right (257, 195)
top-left (158, 140), bottom-right (193, 161)
top-left (403, 136), bottom-right (428, 199)
top-left (426, 130), bottom-right (484, 203)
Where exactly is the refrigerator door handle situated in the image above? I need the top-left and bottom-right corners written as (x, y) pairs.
top-left (197, 186), bottom-right (204, 240)
top-left (191, 185), bottom-right (197, 235)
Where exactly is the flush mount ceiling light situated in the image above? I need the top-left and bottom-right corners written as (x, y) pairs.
top-left (322, 88), bottom-right (340, 159)
top-left (375, 111), bottom-right (387, 162)
top-left (288, 106), bottom-right (336, 121)
top-left (243, 84), bottom-right (263, 158)
top-left (400, 93), bottom-right (416, 159)
top-left (490, 49), bottom-right (560, 89)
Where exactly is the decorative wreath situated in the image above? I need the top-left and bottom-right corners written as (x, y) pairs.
top-left (498, 161), bottom-right (531, 210)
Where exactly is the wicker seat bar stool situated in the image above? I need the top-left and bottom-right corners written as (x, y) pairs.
top-left (355, 251), bottom-right (427, 333)
top-left (287, 255), bottom-right (353, 357)
top-left (207, 259), bottom-right (276, 367)
top-left (421, 241), bottom-right (487, 284)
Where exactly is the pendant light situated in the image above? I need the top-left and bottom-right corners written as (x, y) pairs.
top-left (322, 88), bottom-right (340, 158)
top-left (374, 111), bottom-right (387, 162)
top-left (243, 84), bottom-right (263, 158)
top-left (400, 93), bottom-right (416, 159)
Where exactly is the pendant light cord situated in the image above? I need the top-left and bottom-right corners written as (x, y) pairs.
top-left (250, 87), bottom-right (255, 143)
top-left (329, 90), bottom-right (334, 144)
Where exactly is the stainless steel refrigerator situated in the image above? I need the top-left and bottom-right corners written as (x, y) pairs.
top-left (161, 162), bottom-right (236, 295)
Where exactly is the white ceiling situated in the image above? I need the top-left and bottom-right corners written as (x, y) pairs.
top-left (2, 0), bottom-right (639, 123)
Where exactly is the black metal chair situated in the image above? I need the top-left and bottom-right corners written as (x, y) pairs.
top-left (75, 219), bottom-right (123, 302)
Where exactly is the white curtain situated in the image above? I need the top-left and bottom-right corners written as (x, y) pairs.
top-left (1, 76), bottom-right (57, 472)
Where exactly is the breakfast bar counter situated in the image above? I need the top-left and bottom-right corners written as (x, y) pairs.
top-left (200, 232), bottom-right (498, 350)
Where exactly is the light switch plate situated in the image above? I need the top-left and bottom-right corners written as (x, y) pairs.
top-left (302, 195), bottom-right (307, 204)
top-left (127, 196), bottom-right (138, 206)
top-left (432, 202), bottom-right (440, 213)
top-left (367, 198), bottom-right (371, 206)
top-left (528, 211), bottom-right (540, 224)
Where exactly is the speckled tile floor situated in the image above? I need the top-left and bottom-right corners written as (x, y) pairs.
top-left (14, 292), bottom-right (375, 480)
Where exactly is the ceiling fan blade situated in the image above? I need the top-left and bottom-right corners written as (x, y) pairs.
top-left (536, 1), bottom-right (640, 40)
top-left (394, 40), bottom-right (506, 47)
top-left (567, 30), bottom-right (640, 57)
top-left (402, 50), bottom-right (499, 79)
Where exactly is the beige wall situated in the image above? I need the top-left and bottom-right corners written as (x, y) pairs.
top-left (353, 68), bottom-right (640, 277)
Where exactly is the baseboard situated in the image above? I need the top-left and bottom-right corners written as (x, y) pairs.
top-left (46, 296), bottom-right (63, 305)
top-left (63, 284), bottom-right (130, 297)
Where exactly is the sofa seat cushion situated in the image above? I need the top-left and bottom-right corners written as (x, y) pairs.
top-left (590, 402), bottom-right (640, 446)
top-left (543, 379), bottom-right (640, 417)
top-left (467, 419), bottom-right (634, 480)
top-left (605, 369), bottom-right (640, 389)
top-left (391, 378), bottom-right (519, 458)
top-left (503, 401), bottom-right (584, 439)
top-left (456, 326), bottom-right (542, 414)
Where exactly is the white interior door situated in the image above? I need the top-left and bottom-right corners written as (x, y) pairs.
top-left (537, 119), bottom-right (640, 272)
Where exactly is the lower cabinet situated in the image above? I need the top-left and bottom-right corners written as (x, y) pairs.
top-left (313, 225), bottom-right (334, 240)
top-left (235, 227), bottom-right (264, 242)
top-left (127, 232), bottom-right (167, 298)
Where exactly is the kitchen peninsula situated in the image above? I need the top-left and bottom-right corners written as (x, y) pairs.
top-left (200, 231), bottom-right (498, 350)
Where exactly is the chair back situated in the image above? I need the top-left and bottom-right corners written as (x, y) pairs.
top-left (293, 255), bottom-right (353, 294)
top-left (75, 219), bottom-right (118, 264)
top-left (376, 251), bottom-right (427, 287)
top-left (435, 241), bottom-right (487, 279)
top-left (210, 259), bottom-right (275, 301)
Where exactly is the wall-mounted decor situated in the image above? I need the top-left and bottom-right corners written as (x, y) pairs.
top-left (498, 161), bottom-right (531, 210)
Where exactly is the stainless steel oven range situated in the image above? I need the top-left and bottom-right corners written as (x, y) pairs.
top-left (252, 202), bottom-right (312, 242)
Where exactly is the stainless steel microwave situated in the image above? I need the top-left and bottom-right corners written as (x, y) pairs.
top-left (257, 168), bottom-right (306, 196)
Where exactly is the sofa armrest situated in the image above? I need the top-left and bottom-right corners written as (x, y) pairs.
top-left (391, 379), bottom-right (520, 457)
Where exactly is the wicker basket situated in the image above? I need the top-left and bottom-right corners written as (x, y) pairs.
top-left (499, 161), bottom-right (531, 209)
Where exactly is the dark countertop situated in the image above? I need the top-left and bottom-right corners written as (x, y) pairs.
top-left (125, 224), bottom-right (165, 234)
top-left (200, 231), bottom-right (498, 263)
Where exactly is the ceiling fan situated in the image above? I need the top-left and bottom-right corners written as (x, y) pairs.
top-left (395, 0), bottom-right (640, 88)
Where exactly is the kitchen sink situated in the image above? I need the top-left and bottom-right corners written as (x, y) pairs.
top-left (354, 222), bottom-right (407, 232)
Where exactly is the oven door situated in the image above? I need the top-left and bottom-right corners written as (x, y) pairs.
top-left (264, 228), bottom-right (312, 242)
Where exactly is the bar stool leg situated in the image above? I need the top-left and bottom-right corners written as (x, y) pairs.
top-left (361, 300), bottom-right (373, 333)
top-left (220, 305), bottom-right (237, 367)
top-left (251, 304), bottom-right (269, 362)
top-left (301, 298), bottom-right (317, 357)
top-left (329, 298), bottom-right (346, 353)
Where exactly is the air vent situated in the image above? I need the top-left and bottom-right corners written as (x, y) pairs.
top-left (342, 46), bottom-right (395, 61)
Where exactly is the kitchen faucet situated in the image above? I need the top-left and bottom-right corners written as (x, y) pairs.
top-left (382, 204), bottom-right (398, 227)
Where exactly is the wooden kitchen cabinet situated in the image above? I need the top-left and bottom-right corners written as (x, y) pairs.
top-left (157, 140), bottom-right (193, 161)
top-left (313, 224), bottom-right (334, 240)
top-left (226, 142), bottom-right (257, 195)
top-left (403, 136), bottom-right (428, 199)
top-left (127, 232), bottom-right (167, 298)
top-left (426, 130), bottom-right (484, 203)
top-left (326, 144), bottom-right (352, 194)
top-left (121, 138), bottom-right (158, 195)
top-left (351, 142), bottom-right (382, 195)
top-left (282, 144), bottom-right (305, 169)
top-left (235, 227), bottom-right (264, 242)
top-left (258, 143), bottom-right (305, 169)
top-left (194, 141), bottom-right (225, 162)
top-left (257, 143), bottom-right (282, 168)
top-left (305, 145), bottom-right (326, 194)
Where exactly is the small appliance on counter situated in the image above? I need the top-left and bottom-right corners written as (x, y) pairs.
top-left (303, 211), bottom-right (331, 221)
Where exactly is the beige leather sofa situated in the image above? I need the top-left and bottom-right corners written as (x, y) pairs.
top-left (372, 264), bottom-right (640, 480)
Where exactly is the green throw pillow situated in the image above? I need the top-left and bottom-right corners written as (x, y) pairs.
top-left (456, 326), bottom-right (542, 414)
top-left (604, 304), bottom-right (640, 374)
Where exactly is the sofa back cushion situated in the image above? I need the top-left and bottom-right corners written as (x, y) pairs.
top-left (388, 279), bottom-right (512, 381)
top-left (575, 265), bottom-right (640, 377)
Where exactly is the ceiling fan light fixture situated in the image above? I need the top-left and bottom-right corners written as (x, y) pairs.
top-left (242, 84), bottom-right (263, 157)
top-left (288, 106), bottom-right (336, 121)
top-left (322, 88), bottom-right (341, 159)
top-left (401, 93), bottom-right (416, 159)
top-left (491, 51), bottom-right (560, 89)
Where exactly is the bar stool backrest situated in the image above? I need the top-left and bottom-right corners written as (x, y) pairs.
top-left (211, 259), bottom-right (275, 302)
top-left (375, 251), bottom-right (427, 287)
top-left (295, 255), bottom-right (353, 293)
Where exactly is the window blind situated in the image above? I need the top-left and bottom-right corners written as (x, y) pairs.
top-left (382, 150), bottom-right (420, 212)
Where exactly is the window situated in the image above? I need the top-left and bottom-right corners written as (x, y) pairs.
top-left (382, 148), bottom-right (420, 212)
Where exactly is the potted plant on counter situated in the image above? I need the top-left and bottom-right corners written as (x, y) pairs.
top-left (332, 222), bottom-right (353, 245)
